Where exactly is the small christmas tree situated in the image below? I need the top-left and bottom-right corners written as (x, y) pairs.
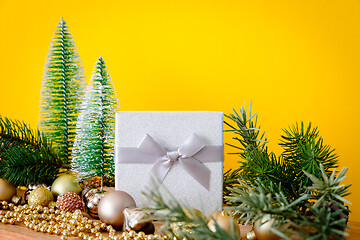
top-left (71, 57), bottom-right (119, 189)
top-left (39, 17), bottom-right (85, 164)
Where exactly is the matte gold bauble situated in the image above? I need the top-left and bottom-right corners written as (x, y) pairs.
top-left (98, 190), bottom-right (136, 229)
top-left (207, 212), bottom-right (240, 236)
top-left (28, 187), bottom-right (53, 207)
top-left (51, 174), bottom-right (82, 198)
top-left (83, 188), bottom-right (107, 218)
top-left (254, 215), bottom-right (280, 240)
top-left (0, 179), bottom-right (16, 201)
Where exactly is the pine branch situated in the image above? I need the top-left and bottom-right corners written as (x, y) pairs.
top-left (225, 164), bottom-right (351, 240)
top-left (224, 102), bottom-right (267, 157)
top-left (0, 116), bottom-right (67, 186)
top-left (279, 122), bottom-right (339, 187)
top-left (39, 17), bottom-right (85, 164)
top-left (142, 181), bottom-right (240, 240)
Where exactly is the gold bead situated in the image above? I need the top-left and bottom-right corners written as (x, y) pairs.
top-left (33, 225), bottom-right (40, 231)
top-left (78, 232), bottom-right (84, 238)
top-left (138, 232), bottom-right (145, 237)
top-left (8, 219), bottom-right (15, 225)
top-left (91, 228), bottom-right (97, 233)
top-left (129, 230), bottom-right (136, 237)
top-left (60, 235), bottom-right (68, 240)
top-left (100, 223), bottom-right (107, 229)
top-left (106, 225), bottom-right (114, 232)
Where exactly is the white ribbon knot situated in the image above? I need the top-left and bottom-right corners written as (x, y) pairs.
top-left (137, 133), bottom-right (211, 190)
top-left (166, 151), bottom-right (180, 164)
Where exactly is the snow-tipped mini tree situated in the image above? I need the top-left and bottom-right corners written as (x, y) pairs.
top-left (71, 57), bottom-right (119, 189)
top-left (39, 17), bottom-right (85, 164)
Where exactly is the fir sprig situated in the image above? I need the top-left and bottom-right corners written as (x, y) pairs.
top-left (0, 116), bottom-right (67, 186)
top-left (225, 165), bottom-right (351, 240)
top-left (280, 122), bottom-right (339, 187)
top-left (143, 181), bottom-right (240, 240)
top-left (224, 102), bottom-right (267, 156)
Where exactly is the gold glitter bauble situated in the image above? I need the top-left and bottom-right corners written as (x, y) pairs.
top-left (98, 190), bottom-right (136, 229)
top-left (28, 187), bottom-right (53, 207)
top-left (25, 183), bottom-right (48, 203)
top-left (83, 188), bottom-right (107, 219)
top-left (0, 179), bottom-right (16, 201)
top-left (254, 215), bottom-right (280, 240)
top-left (51, 174), bottom-right (82, 198)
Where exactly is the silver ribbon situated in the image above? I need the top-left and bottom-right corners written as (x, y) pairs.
top-left (116, 133), bottom-right (223, 191)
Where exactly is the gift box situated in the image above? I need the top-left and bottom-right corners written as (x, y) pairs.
top-left (115, 111), bottom-right (224, 215)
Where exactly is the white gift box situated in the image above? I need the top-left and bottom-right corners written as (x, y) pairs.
top-left (115, 111), bottom-right (224, 215)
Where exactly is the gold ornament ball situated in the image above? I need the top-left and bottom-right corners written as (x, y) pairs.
top-left (28, 187), bottom-right (54, 207)
top-left (207, 213), bottom-right (240, 237)
top-left (98, 190), bottom-right (136, 229)
top-left (0, 179), bottom-right (16, 202)
top-left (51, 174), bottom-right (82, 198)
top-left (254, 215), bottom-right (280, 240)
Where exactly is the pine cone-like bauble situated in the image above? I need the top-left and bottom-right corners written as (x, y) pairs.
top-left (56, 192), bottom-right (83, 212)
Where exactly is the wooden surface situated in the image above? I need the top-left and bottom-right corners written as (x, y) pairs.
top-left (0, 221), bottom-right (359, 239)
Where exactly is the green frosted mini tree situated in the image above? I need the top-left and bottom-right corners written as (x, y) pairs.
top-left (71, 57), bottom-right (119, 189)
top-left (39, 17), bottom-right (85, 164)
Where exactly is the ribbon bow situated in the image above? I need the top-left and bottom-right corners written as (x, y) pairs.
top-left (138, 133), bottom-right (211, 190)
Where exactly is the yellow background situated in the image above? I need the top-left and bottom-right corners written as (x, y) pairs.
top-left (0, 0), bottom-right (359, 221)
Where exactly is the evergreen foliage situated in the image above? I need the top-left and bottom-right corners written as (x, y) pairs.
top-left (225, 165), bottom-right (351, 240)
top-left (143, 180), bottom-right (240, 240)
top-left (223, 103), bottom-right (350, 239)
top-left (71, 57), bottom-right (119, 189)
top-left (39, 17), bottom-right (85, 164)
top-left (0, 116), bottom-right (67, 186)
top-left (224, 104), bottom-right (339, 200)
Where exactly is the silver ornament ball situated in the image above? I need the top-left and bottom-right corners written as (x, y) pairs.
top-left (98, 190), bottom-right (136, 229)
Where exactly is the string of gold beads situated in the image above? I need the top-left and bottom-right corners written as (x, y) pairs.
top-left (0, 201), bottom-right (166, 240)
